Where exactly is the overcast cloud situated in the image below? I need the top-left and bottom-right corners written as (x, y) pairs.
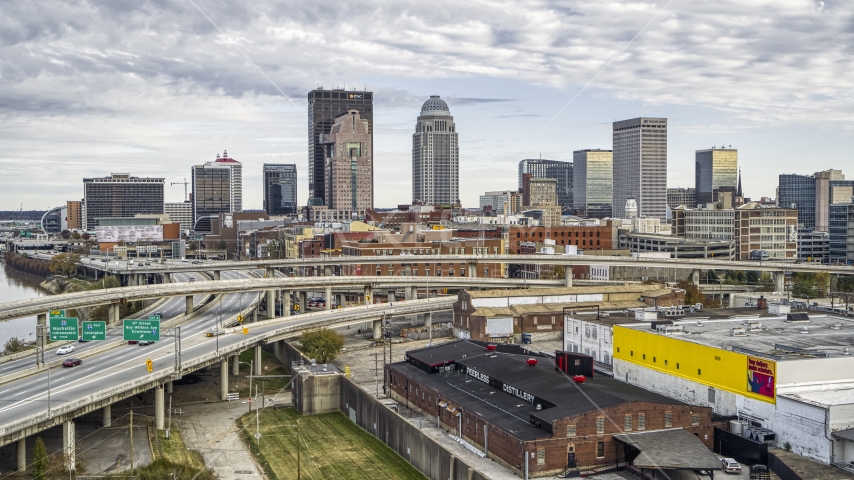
top-left (1, 0), bottom-right (853, 210)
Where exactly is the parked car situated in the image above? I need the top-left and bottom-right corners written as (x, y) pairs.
top-left (192, 260), bottom-right (203, 264)
top-left (137, 263), bottom-right (144, 266)
top-left (144, 262), bottom-right (151, 266)
top-left (750, 465), bottom-right (770, 480)
top-left (189, 276), bottom-right (196, 282)
top-left (100, 258), bottom-right (109, 263)
top-left (62, 358), bottom-right (82, 368)
top-left (56, 345), bottom-right (75, 355)
top-left (138, 341), bottom-right (154, 346)
top-left (721, 458), bottom-right (742, 474)
top-left (206, 328), bottom-right (226, 337)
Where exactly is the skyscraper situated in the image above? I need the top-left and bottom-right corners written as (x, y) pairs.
top-left (191, 151), bottom-right (242, 227)
top-left (263, 164), bottom-right (298, 215)
top-left (612, 117), bottom-right (667, 219)
top-left (308, 89), bottom-right (373, 206)
top-left (322, 109), bottom-right (373, 216)
top-left (82, 173), bottom-right (164, 230)
top-left (518, 159), bottom-right (573, 211)
top-left (572, 149), bottom-right (612, 218)
top-left (778, 173), bottom-right (816, 229)
top-left (695, 148), bottom-right (738, 205)
top-left (412, 96), bottom-right (459, 205)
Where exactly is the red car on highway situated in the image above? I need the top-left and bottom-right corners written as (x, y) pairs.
top-left (62, 358), bottom-right (82, 368)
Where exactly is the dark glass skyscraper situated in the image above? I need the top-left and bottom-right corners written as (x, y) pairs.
top-left (263, 164), bottom-right (298, 215)
top-left (778, 174), bottom-right (817, 229)
top-left (518, 159), bottom-right (573, 212)
top-left (308, 89), bottom-right (373, 206)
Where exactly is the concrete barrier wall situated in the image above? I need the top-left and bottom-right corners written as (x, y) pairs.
top-left (340, 376), bottom-right (489, 480)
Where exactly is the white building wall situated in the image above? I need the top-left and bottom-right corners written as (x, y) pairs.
top-left (613, 358), bottom-right (734, 414)
top-left (760, 396), bottom-right (830, 463)
top-left (564, 319), bottom-right (615, 364)
top-left (777, 357), bottom-right (854, 386)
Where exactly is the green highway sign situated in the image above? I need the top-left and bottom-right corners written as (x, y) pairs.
top-left (148, 314), bottom-right (161, 321)
top-left (49, 317), bottom-right (79, 341)
top-left (81, 321), bottom-right (107, 341)
top-left (123, 319), bottom-right (161, 342)
top-left (49, 309), bottom-right (66, 318)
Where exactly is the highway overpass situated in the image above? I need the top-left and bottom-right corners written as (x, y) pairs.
top-left (78, 254), bottom-right (854, 276)
top-left (0, 297), bottom-right (453, 471)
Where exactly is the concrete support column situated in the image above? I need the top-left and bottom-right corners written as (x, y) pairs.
top-left (185, 295), bottom-right (193, 316)
top-left (231, 354), bottom-right (239, 375)
top-left (138, 274), bottom-right (144, 286)
top-left (336, 294), bottom-right (345, 308)
top-left (102, 404), bottom-right (112, 427)
top-left (109, 303), bottom-right (120, 325)
top-left (324, 265), bottom-right (332, 277)
top-left (468, 262), bottom-right (477, 278)
top-left (213, 270), bottom-right (221, 280)
top-left (254, 345), bottom-right (262, 376)
top-left (283, 290), bottom-right (290, 316)
top-left (267, 290), bottom-right (275, 319)
top-left (128, 274), bottom-right (136, 287)
top-left (564, 269), bottom-right (573, 288)
top-left (252, 308), bottom-right (257, 323)
top-left (325, 286), bottom-right (332, 310)
top-left (425, 311), bottom-right (433, 330)
top-left (691, 269), bottom-right (701, 286)
top-left (388, 290), bottom-right (396, 303)
top-left (165, 381), bottom-right (173, 394)
top-left (299, 291), bottom-right (307, 312)
top-left (17, 437), bottom-right (25, 472)
top-left (364, 285), bottom-right (373, 305)
top-left (220, 359), bottom-right (229, 401)
top-left (62, 420), bottom-right (75, 471)
top-left (163, 273), bottom-right (172, 283)
top-left (155, 385), bottom-right (165, 430)
top-left (774, 272), bottom-right (785, 293)
top-left (373, 319), bottom-right (382, 341)
top-left (273, 340), bottom-right (283, 362)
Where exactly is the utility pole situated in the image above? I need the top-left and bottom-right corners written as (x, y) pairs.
top-left (297, 419), bottom-right (301, 480)
top-left (129, 410), bottom-right (134, 473)
top-left (248, 359), bottom-right (254, 413)
top-left (371, 352), bottom-right (380, 397)
top-left (255, 384), bottom-right (260, 446)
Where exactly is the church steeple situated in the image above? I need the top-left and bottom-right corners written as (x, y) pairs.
top-left (737, 168), bottom-right (743, 197)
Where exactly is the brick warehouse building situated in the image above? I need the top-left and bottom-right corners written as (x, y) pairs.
top-left (507, 223), bottom-right (619, 254)
top-left (338, 237), bottom-right (504, 277)
top-left (386, 341), bottom-right (718, 477)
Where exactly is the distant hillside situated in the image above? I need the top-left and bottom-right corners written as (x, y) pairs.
top-left (0, 211), bottom-right (46, 221)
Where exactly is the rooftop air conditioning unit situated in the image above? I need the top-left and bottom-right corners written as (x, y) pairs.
top-left (830, 323), bottom-right (843, 330)
top-left (747, 322), bottom-right (763, 331)
top-left (730, 327), bottom-right (747, 337)
top-left (800, 327), bottom-right (809, 334)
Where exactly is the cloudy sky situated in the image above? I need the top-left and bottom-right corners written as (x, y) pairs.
top-left (2, 0), bottom-right (853, 211)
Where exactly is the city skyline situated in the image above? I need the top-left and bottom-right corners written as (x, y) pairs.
top-left (2, 1), bottom-right (854, 210)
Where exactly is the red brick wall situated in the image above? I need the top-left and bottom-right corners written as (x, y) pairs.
top-left (508, 225), bottom-right (616, 254)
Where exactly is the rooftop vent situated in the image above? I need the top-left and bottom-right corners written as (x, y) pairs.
top-left (787, 313), bottom-right (810, 322)
top-left (747, 322), bottom-right (764, 331)
top-left (800, 327), bottom-right (809, 334)
top-left (830, 323), bottom-right (843, 330)
top-left (656, 325), bottom-right (685, 335)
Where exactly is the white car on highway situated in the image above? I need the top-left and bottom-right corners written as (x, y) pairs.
top-left (56, 345), bottom-right (75, 355)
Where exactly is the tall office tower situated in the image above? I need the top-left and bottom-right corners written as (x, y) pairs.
top-left (308, 89), bottom-right (373, 206)
top-left (412, 96), bottom-right (459, 205)
top-left (667, 188), bottom-right (696, 209)
top-left (192, 162), bottom-right (232, 225)
top-left (612, 117), bottom-right (667, 219)
top-left (518, 159), bottom-right (573, 211)
top-left (695, 148), bottom-right (738, 205)
top-left (82, 173), bottom-right (164, 230)
top-left (572, 149), bottom-right (613, 218)
top-left (322, 110), bottom-right (373, 215)
top-left (778, 174), bottom-right (817, 229)
top-left (814, 169), bottom-right (846, 232)
top-left (263, 164), bottom-right (298, 215)
top-left (191, 151), bottom-right (242, 227)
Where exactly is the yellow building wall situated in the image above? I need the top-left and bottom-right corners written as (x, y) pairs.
top-left (613, 325), bottom-right (776, 404)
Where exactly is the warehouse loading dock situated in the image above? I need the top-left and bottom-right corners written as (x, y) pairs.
top-left (614, 428), bottom-right (722, 478)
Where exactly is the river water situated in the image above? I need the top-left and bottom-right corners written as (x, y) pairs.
top-left (0, 264), bottom-right (45, 346)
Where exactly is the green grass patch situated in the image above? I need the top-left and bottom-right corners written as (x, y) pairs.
top-left (239, 407), bottom-right (427, 480)
top-left (238, 348), bottom-right (276, 364)
top-left (150, 427), bottom-right (205, 469)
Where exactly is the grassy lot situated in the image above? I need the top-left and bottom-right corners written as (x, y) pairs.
top-left (149, 427), bottom-right (205, 469)
top-left (239, 407), bottom-right (426, 480)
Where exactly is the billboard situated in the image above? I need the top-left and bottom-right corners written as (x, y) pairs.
top-left (747, 356), bottom-right (776, 398)
top-left (96, 225), bottom-right (163, 243)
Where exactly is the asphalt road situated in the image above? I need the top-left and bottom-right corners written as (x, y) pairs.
top-left (0, 272), bottom-right (212, 378)
top-left (0, 298), bottom-right (450, 438)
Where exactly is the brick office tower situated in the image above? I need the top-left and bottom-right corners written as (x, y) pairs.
top-left (322, 109), bottom-right (373, 219)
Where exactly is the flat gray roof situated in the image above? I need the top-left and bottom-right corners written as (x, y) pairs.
top-left (614, 428), bottom-right (722, 470)
top-left (621, 314), bottom-right (854, 359)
